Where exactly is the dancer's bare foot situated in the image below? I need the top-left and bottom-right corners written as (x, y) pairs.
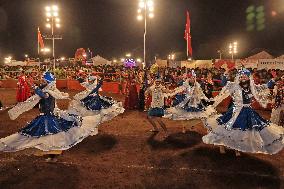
top-left (219, 146), bottom-right (226, 154)
top-left (163, 132), bottom-right (169, 139)
top-left (235, 151), bottom-right (241, 157)
top-left (150, 129), bottom-right (159, 133)
top-left (45, 157), bottom-right (58, 162)
top-left (182, 126), bottom-right (186, 134)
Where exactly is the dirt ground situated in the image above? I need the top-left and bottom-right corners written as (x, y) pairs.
top-left (0, 88), bottom-right (283, 189)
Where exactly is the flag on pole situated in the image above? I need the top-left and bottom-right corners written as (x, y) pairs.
top-left (184, 11), bottom-right (192, 57)
top-left (37, 27), bottom-right (44, 54)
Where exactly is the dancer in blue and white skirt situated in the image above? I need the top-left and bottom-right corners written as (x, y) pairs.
top-left (202, 69), bottom-right (284, 156)
top-left (164, 72), bottom-right (214, 133)
top-left (0, 72), bottom-right (101, 160)
top-left (145, 78), bottom-right (184, 137)
top-left (69, 75), bottom-right (124, 123)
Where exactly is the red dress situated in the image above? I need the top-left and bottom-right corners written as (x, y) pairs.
top-left (16, 75), bottom-right (31, 102)
top-left (124, 79), bottom-right (139, 110)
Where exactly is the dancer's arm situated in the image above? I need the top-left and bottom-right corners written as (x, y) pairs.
top-left (212, 82), bottom-right (234, 108)
top-left (89, 79), bottom-right (103, 95)
top-left (250, 76), bottom-right (271, 108)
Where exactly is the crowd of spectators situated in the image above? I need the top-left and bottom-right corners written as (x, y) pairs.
top-left (0, 65), bottom-right (283, 91)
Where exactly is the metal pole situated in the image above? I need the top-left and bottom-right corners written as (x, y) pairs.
top-left (144, 2), bottom-right (147, 68)
top-left (52, 17), bottom-right (55, 70)
top-left (37, 27), bottom-right (40, 55)
top-left (186, 34), bottom-right (188, 58)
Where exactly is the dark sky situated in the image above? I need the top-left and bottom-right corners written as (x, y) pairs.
top-left (0, 0), bottom-right (284, 61)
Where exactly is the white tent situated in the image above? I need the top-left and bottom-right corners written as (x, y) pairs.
top-left (4, 60), bottom-right (26, 66)
top-left (276, 55), bottom-right (284, 59)
top-left (247, 51), bottom-right (274, 59)
top-left (91, 55), bottom-right (111, 66)
top-left (155, 59), bottom-right (167, 67)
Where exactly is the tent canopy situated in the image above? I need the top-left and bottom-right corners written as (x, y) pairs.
top-left (91, 55), bottom-right (111, 66)
top-left (247, 51), bottom-right (274, 59)
top-left (4, 60), bottom-right (25, 66)
top-left (276, 55), bottom-right (284, 59)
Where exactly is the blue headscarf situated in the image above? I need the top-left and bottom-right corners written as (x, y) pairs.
top-left (238, 68), bottom-right (251, 77)
top-left (43, 71), bottom-right (55, 83)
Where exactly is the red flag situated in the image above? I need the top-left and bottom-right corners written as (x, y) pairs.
top-left (184, 11), bottom-right (192, 57)
top-left (38, 27), bottom-right (44, 49)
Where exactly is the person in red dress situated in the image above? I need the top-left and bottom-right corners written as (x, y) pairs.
top-left (124, 74), bottom-right (139, 110)
top-left (16, 71), bottom-right (31, 102)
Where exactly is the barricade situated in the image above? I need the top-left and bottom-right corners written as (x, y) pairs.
top-left (0, 79), bottom-right (18, 88)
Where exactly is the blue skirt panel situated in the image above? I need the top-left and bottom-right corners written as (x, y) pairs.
top-left (81, 95), bottom-right (113, 111)
top-left (217, 106), bottom-right (268, 131)
top-left (20, 114), bottom-right (80, 137)
top-left (173, 94), bottom-right (186, 106)
top-left (148, 107), bottom-right (165, 117)
top-left (182, 103), bottom-right (205, 112)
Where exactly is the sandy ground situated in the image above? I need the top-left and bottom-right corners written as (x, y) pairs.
top-left (0, 88), bottom-right (283, 189)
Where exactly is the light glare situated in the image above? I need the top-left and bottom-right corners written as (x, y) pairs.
top-left (46, 12), bottom-right (51, 17)
top-left (52, 5), bottom-right (58, 11)
top-left (137, 15), bottom-right (143, 20)
top-left (45, 6), bottom-right (51, 11)
top-left (139, 1), bottom-right (144, 8)
top-left (147, 1), bottom-right (154, 7)
top-left (53, 12), bottom-right (58, 17)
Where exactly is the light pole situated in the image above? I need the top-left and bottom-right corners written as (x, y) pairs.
top-left (229, 42), bottom-right (238, 61)
top-left (45, 5), bottom-right (61, 69)
top-left (137, 0), bottom-right (154, 68)
top-left (217, 50), bottom-right (223, 60)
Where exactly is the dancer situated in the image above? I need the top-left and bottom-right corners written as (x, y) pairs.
top-left (271, 75), bottom-right (284, 126)
top-left (16, 71), bottom-right (31, 102)
top-left (201, 72), bottom-right (214, 106)
top-left (145, 77), bottom-right (184, 137)
top-left (1, 72), bottom-right (101, 161)
top-left (172, 74), bottom-right (187, 106)
top-left (202, 69), bottom-right (284, 156)
top-left (164, 72), bottom-right (214, 133)
top-left (69, 75), bottom-right (124, 123)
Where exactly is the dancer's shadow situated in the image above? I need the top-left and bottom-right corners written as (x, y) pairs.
top-left (0, 156), bottom-right (79, 189)
top-left (74, 134), bottom-right (117, 154)
top-left (179, 147), bottom-right (281, 189)
top-left (147, 131), bottom-right (202, 150)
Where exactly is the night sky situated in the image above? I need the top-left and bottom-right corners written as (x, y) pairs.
top-left (0, 0), bottom-right (284, 61)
